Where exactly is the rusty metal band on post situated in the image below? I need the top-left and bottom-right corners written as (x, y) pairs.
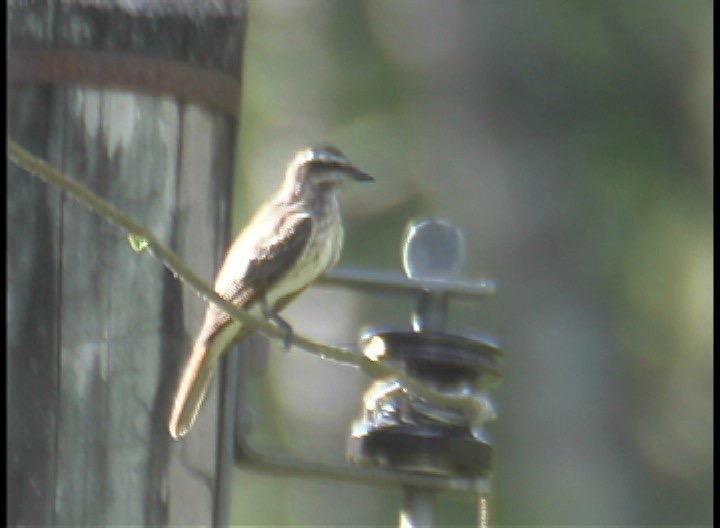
top-left (8, 49), bottom-right (241, 117)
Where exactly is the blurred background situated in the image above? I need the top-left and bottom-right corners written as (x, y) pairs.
top-left (230, 1), bottom-right (712, 526)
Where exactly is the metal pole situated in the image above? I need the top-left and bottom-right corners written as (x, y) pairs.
top-left (214, 343), bottom-right (240, 527)
top-left (477, 494), bottom-right (489, 528)
top-left (398, 218), bottom-right (463, 528)
top-left (398, 218), bottom-right (494, 528)
top-left (400, 487), bottom-right (436, 528)
top-left (398, 290), bottom-right (446, 528)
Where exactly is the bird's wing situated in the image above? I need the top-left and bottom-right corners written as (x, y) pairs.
top-left (169, 208), bottom-right (313, 439)
top-left (199, 207), bottom-right (314, 343)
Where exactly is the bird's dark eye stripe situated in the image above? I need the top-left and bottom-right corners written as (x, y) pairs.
top-left (305, 160), bottom-right (349, 169)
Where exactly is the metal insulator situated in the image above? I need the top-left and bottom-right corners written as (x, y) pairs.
top-left (348, 218), bottom-right (502, 478)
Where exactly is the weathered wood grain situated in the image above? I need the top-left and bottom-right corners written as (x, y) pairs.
top-left (7, 1), bottom-right (246, 526)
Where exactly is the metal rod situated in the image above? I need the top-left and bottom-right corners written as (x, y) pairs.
top-left (400, 487), bottom-right (435, 528)
top-left (477, 494), bottom-right (489, 528)
top-left (236, 435), bottom-right (491, 494)
top-left (320, 267), bottom-right (497, 298)
top-left (213, 344), bottom-right (240, 527)
top-left (395, 220), bottom-right (466, 528)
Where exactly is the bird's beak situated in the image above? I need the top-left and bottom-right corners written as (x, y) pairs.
top-left (349, 168), bottom-right (374, 182)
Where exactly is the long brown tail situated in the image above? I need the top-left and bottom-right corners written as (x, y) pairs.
top-left (168, 341), bottom-right (218, 440)
top-left (169, 319), bottom-right (249, 439)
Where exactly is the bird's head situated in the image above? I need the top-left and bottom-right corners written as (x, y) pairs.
top-left (282, 145), bottom-right (373, 199)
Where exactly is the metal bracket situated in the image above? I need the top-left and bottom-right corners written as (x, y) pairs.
top-left (233, 218), bottom-right (500, 527)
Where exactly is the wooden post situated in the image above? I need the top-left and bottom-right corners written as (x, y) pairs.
top-left (7, 1), bottom-right (247, 526)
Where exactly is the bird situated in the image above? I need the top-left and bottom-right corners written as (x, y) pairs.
top-left (169, 145), bottom-right (373, 439)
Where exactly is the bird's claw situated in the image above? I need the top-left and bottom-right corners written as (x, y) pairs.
top-left (280, 325), bottom-right (294, 351)
top-left (272, 315), bottom-right (294, 351)
top-left (261, 298), bottom-right (294, 351)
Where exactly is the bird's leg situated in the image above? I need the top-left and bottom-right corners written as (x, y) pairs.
top-left (260, 297), bottom-right (294, 350)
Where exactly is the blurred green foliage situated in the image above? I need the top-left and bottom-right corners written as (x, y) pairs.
top-left (231, 1), bottom-right (712, 526)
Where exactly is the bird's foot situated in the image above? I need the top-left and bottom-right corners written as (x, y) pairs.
top-left (271, 315), bottom-right (294, 351)
top-left (261, 298), bottom-right (294, 351)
